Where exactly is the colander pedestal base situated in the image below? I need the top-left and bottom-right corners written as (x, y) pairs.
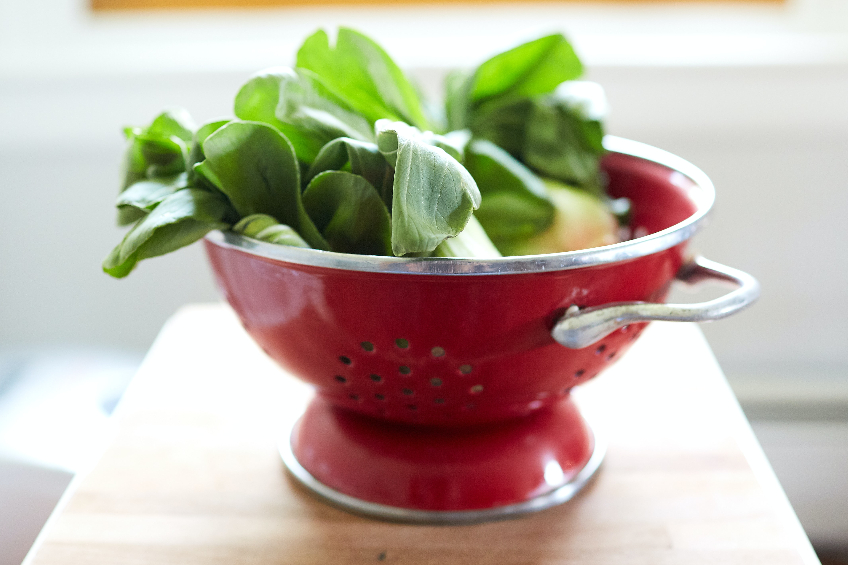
top-left (281, 396), bottom-right (604, 524)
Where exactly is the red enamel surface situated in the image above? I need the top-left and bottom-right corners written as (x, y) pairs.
top-left (291, 395), bottom-right (594, 511)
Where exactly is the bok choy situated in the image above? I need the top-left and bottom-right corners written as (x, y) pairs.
top-left (104, 27), bottom-right (623, 278)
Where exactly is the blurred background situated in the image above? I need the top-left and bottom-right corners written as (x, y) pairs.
top-left (1, 0), bottom-right (847, 563)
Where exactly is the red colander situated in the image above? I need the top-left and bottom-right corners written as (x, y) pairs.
top-left (203, 137), bottom-right (759, 523)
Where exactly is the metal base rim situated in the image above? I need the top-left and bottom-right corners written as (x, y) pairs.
top-left (279, 411), bottom-right (606, 525)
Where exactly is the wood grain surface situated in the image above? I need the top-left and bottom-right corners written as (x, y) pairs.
top-left (25, 303), bottom-right (820, 565)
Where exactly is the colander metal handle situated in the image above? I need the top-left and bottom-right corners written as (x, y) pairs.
top-left (551, 257), bottom-right (760, 349)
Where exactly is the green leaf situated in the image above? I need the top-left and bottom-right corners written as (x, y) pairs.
top-left (232, 214), bottom-right (282, 238)
top-left (235, 67), bottom-right (373, 163)
top-left (119, 109), bottom-right (194, 188)
top-left (201, 120), bottom-right (329, 250)
top-left (138, 134), bottom-right (188, 179)
top-left (118, 110), bottom-right (196, 225)
top-left (296, 28), bottom-right (431, 130)
top-left (463, 139), bottom-right (555, 243)
top-left (253, 224), bottom-right (311, 247)
top-left (444, 69), bottom-right (473, 132)
top-left (469, 34), bottom-right (583, 104)
top-left (447, 34), bottom-right (583, 135)
top-left (188, 119), bottom-right (230, 175)
top-left (116, 173), bottom-right (189, 217)
top-left (277, 68), bottom-right (374, 142)
top-left (302, 171), bottom-right (392, 255)
top-left (235, 68), bottom-right (327, 163)
top-left (522, 83), bottom-right (607, 193)
top-left (233, 214), bottom-right (310, 248)
top-left (146, 108), bottom-right (195, 143)
top-left (305, 137), bottom-right (391, 198)
top-left (468, 97), bottom-right (533, 157)
top-left (120, 130), bottom-right (150, 192)
top-left (103, 188), bottom-right (230, 278)
top-left (376, 120), bottom-right (481, 256)
top-left (192, 161), bottom-right (224, 191)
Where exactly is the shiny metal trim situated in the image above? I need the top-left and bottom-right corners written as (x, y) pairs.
top-left (279, 412), bottom-right (606, 525)
top-left (205, 136), bottom-right (715, 276)
top-left (552, 256), bottom-right (761, 349)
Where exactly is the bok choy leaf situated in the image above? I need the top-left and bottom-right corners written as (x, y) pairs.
top-left (232, 214), bottom-right (310, 248)
top-left (103, 189), bottom-right (231, 278)
top-left (297, 28), bottom-right (432, 131)
top-left (302, 171), bottom-right (392, 255)
top-left (234, 67), bottom-right (373, 163)
top-left (104, 27), bottom-right (618, 279)
top-left (376, 120), bottom-right (481, 256)
top-left (198, 120), bottom-right (329, 250)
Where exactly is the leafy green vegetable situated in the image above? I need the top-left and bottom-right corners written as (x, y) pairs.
top-left (471, 33), bottom-right (582, 103)
top-left (464, 98), bottom-right (532, 158)
top-left (376, 120), bottom-right (481, 256)
top-left (445, 33), bottom-right (607, 198)
top-left (117, 109), bottom-right (197, 226)
top-left (305, 137), bottom-right (392, 203)
top-left (297, 28), bottom-right (432, 131)
top-left (104, 28), bottom-right (619, 278)
top-left (232, 213), bottom-right (281, 237)
top-left (303, 171), bottom-right (392, 255)
top-left (462, 139), bottom-right (554, 245)
top-left (446, 34), bottom-right (582, 131)
top-left (145, 108), bottom-right (195, 143)
top-left (234, 69), bottom-right (323, 162)
top-left (522, 81), bottom-right (607, 193)
top-left (198, 120), bottom-right (329, 250)
top-left (232, 214), bottom-right (310, 248)
top-left (116, 173), bottom-right (189, 218)
top-left (234, 67), bottom-right (373, 163)
top-left (103, 189), bottom-right (231, 278)
top-left (188, 119), bottom-right (230, 182)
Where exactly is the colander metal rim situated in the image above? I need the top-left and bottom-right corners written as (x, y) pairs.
top-left (204, 136), bottom-right (715, 276)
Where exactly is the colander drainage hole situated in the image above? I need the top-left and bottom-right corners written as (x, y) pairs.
top-left (459, 364), bottom-right (473, 375)
top-left (370, 374), bottom-right (382, 383)
top-left (349, 394), bottom-right (360, 401)
top-left (406, 404), bottom-right (418, 411)
top-left (360, 341), bottom-right (375, 352)
top-left (375, 393), bottom-right (386, 401)
top-left (574, 369), bottom-right (585, 379)
top-left (595, 344), bottom-right (607, 356)
top-left (430, 378), bottom-right (443, 387)
top-left (433, 398), bottom-right (445, 405)
top-left (469, 384), bottom-right (484, 395)
top-left (339, 355), bottom-right (352, 365)
top-left (431, 346), bottom-right (446, 358)
top-left (334, 375), bottom-right (347, 383)
top-left (395, 338), bottom-right (410, 349)
top-left (402, 388), bottom-right (414, 396)
top-left (606, 351), bottom-right (617, 361)
top-left (399, 365), bottom-right (412, 375)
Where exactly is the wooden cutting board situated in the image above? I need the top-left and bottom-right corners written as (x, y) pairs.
top-left (25, 303), bottom-right (820, 565)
